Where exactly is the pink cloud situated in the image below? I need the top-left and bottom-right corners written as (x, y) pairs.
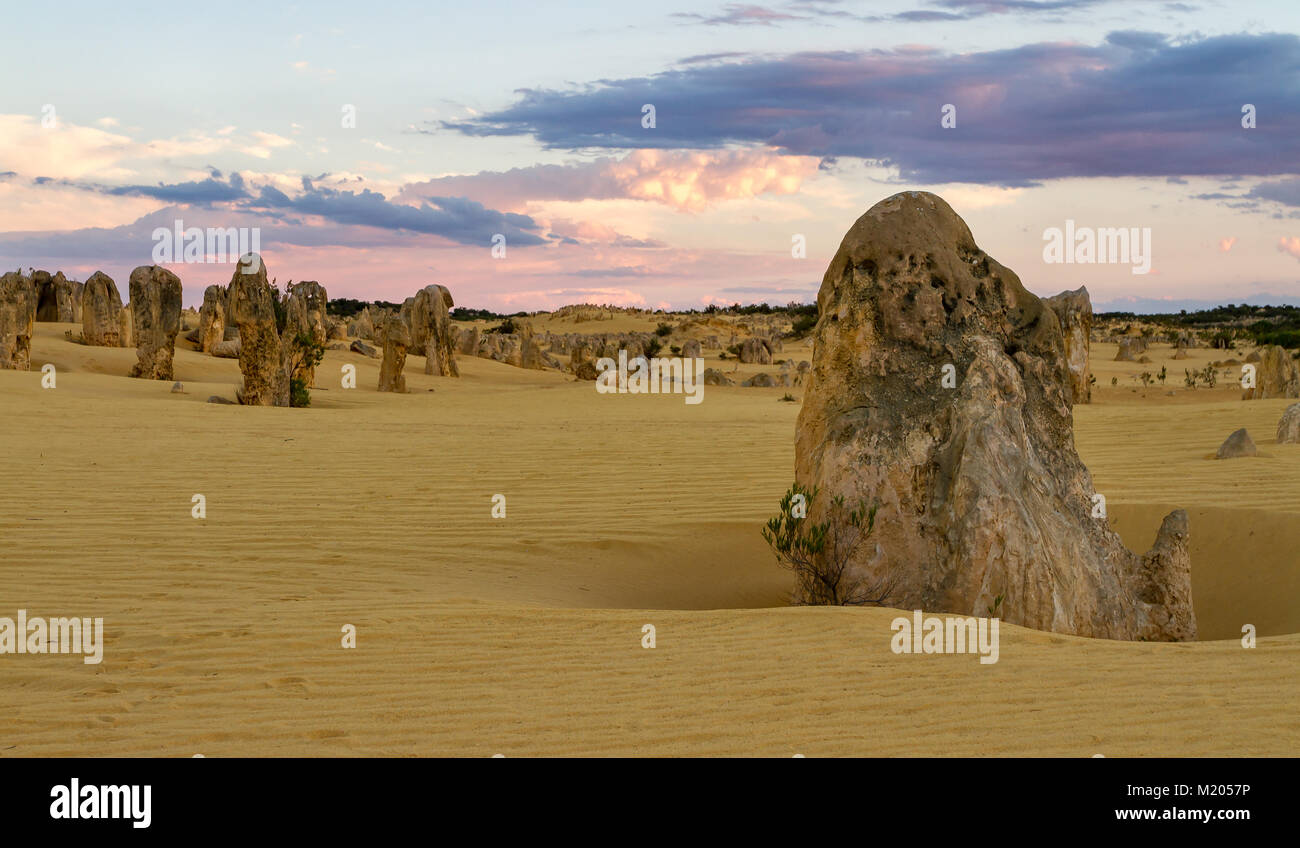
top-left (398, 148), bottom-right (819, 213)
top-left (1219, 236), bottom-right (1237, 252)
top-left (1279, 237), bottom-right (1300, 261)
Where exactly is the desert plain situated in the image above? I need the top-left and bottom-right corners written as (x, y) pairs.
top-left (1, 312), bottom-right (1298, 757)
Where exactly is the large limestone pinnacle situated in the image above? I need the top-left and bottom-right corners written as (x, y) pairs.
top-left (794, 191), bottom-right (1195, 641)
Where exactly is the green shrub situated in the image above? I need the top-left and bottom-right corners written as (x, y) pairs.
top-left (762, 483), bottom-right (890, 606)
top-left (289, 377), bottom-right (312, 408)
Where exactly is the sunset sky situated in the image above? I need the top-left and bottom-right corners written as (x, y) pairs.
top-left (2, 0), bottom-right (1299, 312)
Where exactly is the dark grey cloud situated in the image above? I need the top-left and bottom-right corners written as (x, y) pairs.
top-left (105, 175), bottom-right (247, 203)
top-left (253, 179), bottom-right (546, 246)
top-left (12, 171), bottom-right (547, 248)
top-left (445, 32), bottom-right (1300, 185)
top-left (1248, 178), bottom-right (1300, 206)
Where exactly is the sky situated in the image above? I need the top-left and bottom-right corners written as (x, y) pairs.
top-left (2, 0), bottom-right (1299, 312)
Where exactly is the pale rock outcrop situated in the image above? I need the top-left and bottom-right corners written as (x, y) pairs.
top-left (350, 340), bottom-right (378, 358)
top-left (681, 339), bottom-right (703, 359)
top-left (119, 306), bottom-right (134, 348)
top-left (1216, 428), bottom-right (1257, 459)
top-left (127, 265), bottom-right (183, 380)
top-left (348, 308), bottom-right (374, 341)
top-left (570, 341), bottom-right (600, 380)
top-left (81, 271), bottom-right (125, 347)
top-left (411, 284), bottom-right (459, 377)
top-left (228, 256), bottom-right (289, 406)
top-left (518, 321), bottom-right (545, 370)
top-left (795, 191), bottom-right (1195, 641)
top-left (211, 339), bottom-right (242, 358)
top-left (703, 368), bottom-right (734, 386)
top-left (0, 271), bottom-right (36, 369)
top-left (1044, 286), bottom-right (1093, 404)
top-left (458, 324), bottom-right (481, 356)
top-left (1241, 345), bottom-right (1300, 400)
top-left (33, 270), bottom-right (81, 322)
top-left (739, 337), bottom-right (772, 364)
top-left (378, 318), bottom-right (411, 392)
top-left (197, 285), bottom-right (227, 353)
top-left (1115, 337), bottom-right (1144, 361)
top-left (1277, 403), bottom-right (1300, 444)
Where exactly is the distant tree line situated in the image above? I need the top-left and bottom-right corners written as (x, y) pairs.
top-left (1097, 304), bottom-right (1300, 350)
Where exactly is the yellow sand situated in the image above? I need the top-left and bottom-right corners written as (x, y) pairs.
top-left (1, 325), bottom-right (1296, 756)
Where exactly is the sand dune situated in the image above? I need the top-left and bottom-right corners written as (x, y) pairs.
top-left (1, 324), bottom-right (1296, 756)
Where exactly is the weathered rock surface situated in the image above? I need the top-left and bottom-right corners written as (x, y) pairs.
top-left (518, 321), bottom-right (546, 370)
top-left (703, 367), bottom-right (734, 386)
top-left (33, 270), bottom-right (81, 323)
top-left (1115, 337), bottom-right (1145, 361)
top-left (377, 318), bottom-right (411, 392)
top-left (81, 271), bottom-right (124, 347)
top-left (0, 272), bottom-right (36, 369)
top-left (350, 339), bottom-right (378, 358)
top-left (1216, 428), bottom-right (1257, 459)
top-left (794, 191), bottom-right (1195, 641)
top-left (348, 309), bottom-right (374, 341)
top-left (681, 339), bottom-right (703, 359)
top-left (457, 325), bottom-right (481, 356)
top-left (211, 339), bottom-right (242, 358)
top-left (282, 280), bottom-right (329, 389)
top-left (228, 256), bottom-right (289, 406)
top-left (1278, 403), bottom-right (1300, 444)
top-left (127, 265), bottom-right (183, 380)
top-left (197, 285), bottom-right (227, 353)
top-left (1241, 345), bottom-right (1300, 400)
top-left (739, 337), bottom-right (772, 364)
top-left (119, 306), bottom-right (134, 348)
top-left (411, 284), bottom-right (459, 377)
top-left (1044, 286), bottom-right (1093, 404)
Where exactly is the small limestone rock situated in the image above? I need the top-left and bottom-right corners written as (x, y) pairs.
top-left (1215, 428), bottom-right (1257, 459)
